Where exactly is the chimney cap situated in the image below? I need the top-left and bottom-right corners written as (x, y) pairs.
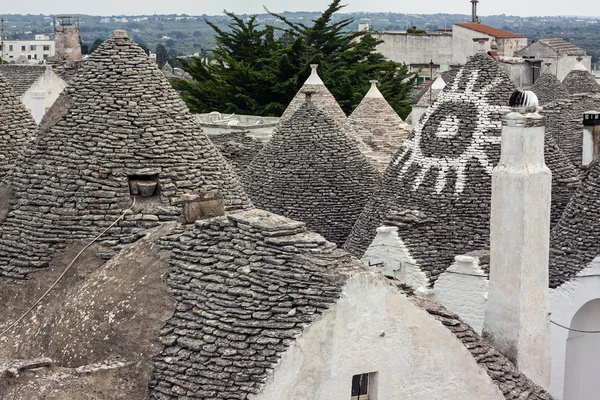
top-left (583, 110), bottom-right (600, 126)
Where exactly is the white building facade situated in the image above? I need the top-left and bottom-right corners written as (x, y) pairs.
top-left (0, 34), bottom-right (55, 64)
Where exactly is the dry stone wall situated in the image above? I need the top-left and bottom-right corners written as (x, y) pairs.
top-left (344, 53), bottom-right (580, 284)
top-left (242, 98), bottom-right (380, 246)
top-left (0, 30), bottom-right (250, 281)
top-left (0, 74), bottom-right (36, 181)
top-left (0, 65), bottom-right (47, 97)
top-left (149, 209), bottom-right (361, 399)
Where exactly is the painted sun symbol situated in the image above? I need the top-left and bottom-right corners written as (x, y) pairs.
top-left (393, 68), bottom-right (509, 194)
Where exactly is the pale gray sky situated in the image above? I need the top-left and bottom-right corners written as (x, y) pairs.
top-left (3, 0), bottom-right (599, 17)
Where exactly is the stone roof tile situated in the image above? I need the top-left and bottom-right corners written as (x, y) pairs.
top-left (344, 53), bottom-right (580, 284)
top-left (0, 30), bottom-right (250, 281)
top-left (243, 95), bottom-right (380, 246)
top-left (0, 73), bottom-right (36, 180)
top-left (530, 73), bottom-right (569, 105)
top-left (562, 65), bottom-right (600, 95)
top-left (149, 209), bottom-right (362, 399)
top-left (0, 65), bottom-right (47, 96)
top-left (348, 81), bottom-right (410, 171)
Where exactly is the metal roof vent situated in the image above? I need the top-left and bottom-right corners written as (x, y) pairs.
top-left (509, 90), bottom-right (539, 111)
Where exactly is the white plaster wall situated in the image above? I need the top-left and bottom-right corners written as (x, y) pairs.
top-left (257, 273), bottom-right (506, 400)
top-left (432, 255), bottom-right (489, 334)
top-left (539, 56), bottom-right (593, 81)
top-left (549, 257), bottom-right (600, 399)
top-left (498, 62), bottom-right (534, 88)
top-left (21, 67), bottom-right (67, 123)
top-left (362, 226), bottom-right (429, 291)
top-left (497, 38), bottom-right (528, 58)
top-left (451, 25), bottom-right (493, 66)
top-left (375, 33), bottom-right (453, 68)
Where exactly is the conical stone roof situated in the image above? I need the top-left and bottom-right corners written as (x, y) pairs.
top-left (541, 93), bottom-right (600, 167)
top-left (550, 158), bottom-right (600, 287)
top-left (0, 74), bottom-right (36, 180)
top-left (562, 63), bottom-right (600, 95)
top-left (348, 80), bottom-right (410, 171)
top-left (0, 30), bottom-right (250, 281)
top-left (344, 53), bottom-right (581, 284)
top-left (242, 93), bottom-right (380, 246)
top-left (281, 64), bottom-right (372, 156)
top-left (530, 72), bottom-right (569, 105)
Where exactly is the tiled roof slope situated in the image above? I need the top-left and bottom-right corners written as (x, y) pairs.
top-left (242, 96), bottom-right (380, 246)
top-left (344, 54), bottom-right (580, 284)
top-left (550, 158), bottom-right (600, 287)
top-left (410, 295), bottom-right (555, 400)
top-left (0, 30), bottom-right (250, 281)
top-left (0, 65), bottom-right (47, 96)
top-left (530, 73), bottom-right (569, 105)
top-left (0, 74), bottom-right (36, 180)
top-left (455, 23), bottom-right (522, 38)
top-left (562, 64), bottom-right (600, 95)
top-left (538, 38), bottom-right (587, 56)
top-left (149, 209), bottom-right (362, 399)
top-left (348, 81), bottom-right (410, 171)
top-left (541, 94), bottom-right (600, 167)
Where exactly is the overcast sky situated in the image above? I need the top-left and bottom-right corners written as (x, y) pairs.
top-left (4, 0), bottom-right (599, 18)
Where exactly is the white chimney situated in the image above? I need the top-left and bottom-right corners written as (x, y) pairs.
top-left (30, 90), bottom-right (46, 124)
top-left (483, 90), bottom-right (551, 389)
top-left (582, 110), bottom-right (600, 167)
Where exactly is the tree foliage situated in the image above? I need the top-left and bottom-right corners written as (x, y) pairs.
top-left (170, 0), bottom-right (416, 118)
top-left (89, 38), bottom-right (104, 54)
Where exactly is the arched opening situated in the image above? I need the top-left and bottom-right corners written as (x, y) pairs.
top-left (564, 298), bottom-right (600, 400)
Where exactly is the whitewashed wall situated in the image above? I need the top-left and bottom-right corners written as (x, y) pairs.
top-left (257, 273), bottom-right (507, 400)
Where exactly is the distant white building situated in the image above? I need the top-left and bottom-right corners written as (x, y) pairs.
top-left (0, 34), bottom-right (55, 64)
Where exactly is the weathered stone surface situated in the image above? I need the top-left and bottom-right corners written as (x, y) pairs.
top-left (530, 73), bottom-right (569, 105)
top-left (562, 66), bottom-right (600, 96)
top-left (242, 96), bottom-right (380, 246)
top-left (208, 131), bottom-right (264, 176)
top-left (344, 53), bottom-right (580, 284)
top-left (0, 65), bottom-right (47, 96)
top-left (149, 209), bottom-right (362, 399)
top-left (550, 158), bottom-right (600, 287)
top-left (348, 81), bottom-right (410, 171)
top-left (0, 30), bottom-right (250, 281)
top-left (0, 74), bottom-right (36, 181)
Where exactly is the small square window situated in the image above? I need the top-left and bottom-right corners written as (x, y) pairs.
top-left (9, 45), bottom-right (13, 51)
top-left (30, 45), bottom-right (36, 51)
top-left (21, 45), bottom-right (25, 51)
top-left (43, 45), bottom-right (50, 51)
top-left (351, 372), bottom-right (377, 400)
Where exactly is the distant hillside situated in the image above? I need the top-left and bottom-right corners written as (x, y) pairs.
top-left (2, 12), bottom-right (599, 63)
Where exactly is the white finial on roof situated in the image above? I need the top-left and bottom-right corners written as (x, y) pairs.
top-left (572, 62), bottom-right (588, 72)
top-left (365, 80), bottom-right (384, 99)
top-left (431, 76), bottom-right (446, 90)
top-left (305, 64), bottom-right (324, 85)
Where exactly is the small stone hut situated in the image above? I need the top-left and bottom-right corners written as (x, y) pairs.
top-left (0, 74), bottom-right (36, 181)
top-left (530, 72), bottom-right (569, 105)
top-left (348, 80), bottom-right (410, 171)
top-left (562, 62), bottom-right (600, 95)
top-left (149, 209), bottom-right (554, 400)
top-left (0, 30), bottom-right (250, 281)
top-left (242, 93), bottom-right (380, 246)
top-left (344, 54), bottom-right (580, 280)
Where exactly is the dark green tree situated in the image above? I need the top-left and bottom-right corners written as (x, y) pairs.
top-left (89, 38), bottom-right (104, 54)
top-left (170, 1), bottom-right (416, 118)
top-left (155, 43), bottom-right (168, 67)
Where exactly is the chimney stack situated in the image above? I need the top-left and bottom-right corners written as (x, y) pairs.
top-left (482, 90), bottom-right (551, 389)
top-left (582, 111), bottom-right (600, 167)
top-left (471, 0), bottom-right (479, 23)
